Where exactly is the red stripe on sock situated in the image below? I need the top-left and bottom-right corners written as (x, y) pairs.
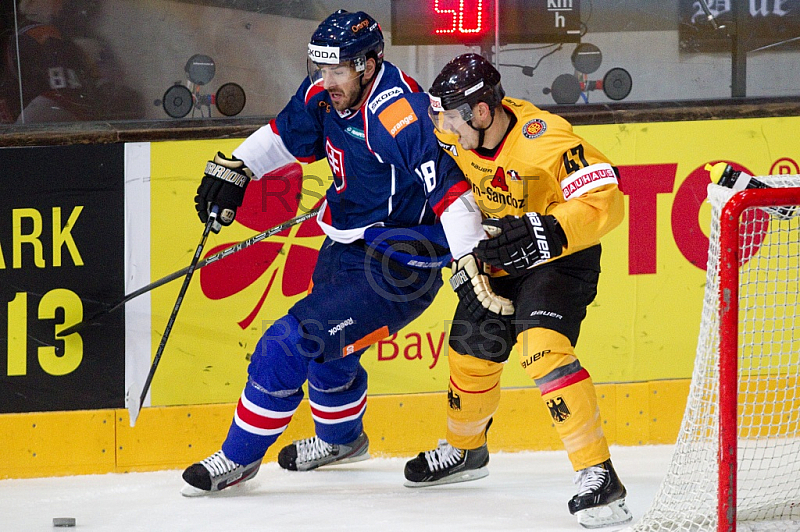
top-left (449, 378), bottom-right (499, 395)
top-left (310, 394), bottom-right (367, 421)
top-left (538, 368), bottom-right (590, 396)
top-left (236, 399), bottom-right (293, 430)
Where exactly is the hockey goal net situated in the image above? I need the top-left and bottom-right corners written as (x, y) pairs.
top-left (630, 176), bottom-right (800, 532)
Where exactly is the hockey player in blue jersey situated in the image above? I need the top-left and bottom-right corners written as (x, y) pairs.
top-left (181, 10), bottom-right (512, 496)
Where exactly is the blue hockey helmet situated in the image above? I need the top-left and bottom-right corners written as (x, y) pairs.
top-left (308, 10), bottom-right (384, 78)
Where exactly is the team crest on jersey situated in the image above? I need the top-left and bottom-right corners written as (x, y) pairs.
top-left (325, 138), bottom-right (346, 192)
top-left (546, 396), bottom-right (571, 423)
top-left (522, 118), bottom-right (547, 139)
top-left (507, 169), bottom-right (520, 181)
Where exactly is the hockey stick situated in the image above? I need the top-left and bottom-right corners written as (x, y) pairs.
top-left (128, 207), bottom-right (217, 427)
top-left (61, 207), bottom-right (321, 336)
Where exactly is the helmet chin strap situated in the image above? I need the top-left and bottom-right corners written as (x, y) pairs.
top-left (467, 107), bottom-right (496, 149)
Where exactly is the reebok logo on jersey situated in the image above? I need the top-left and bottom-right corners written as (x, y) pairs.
top-left (328, 317), bottom-right (354, 336)
top-left (369, 87), bottom-right (403, 114)
top-left (205, 162), bottom-right (248, 187)
top-left (561, 163), bottom-right (617, 200)
top-left (526, 212), bottom-right (551, 261)
top-left (379, 99), bottom-right (418, 137)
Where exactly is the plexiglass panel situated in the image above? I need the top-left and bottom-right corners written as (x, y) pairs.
top-left (0, 0), bottom-right (797, 127)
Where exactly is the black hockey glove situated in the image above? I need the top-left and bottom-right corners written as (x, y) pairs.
top-left (449, 253), bottom-right (514, 321)
top-left (475, 213), bottom-right (566, 276)
top-left (195, 152), bottom-right (253, 233)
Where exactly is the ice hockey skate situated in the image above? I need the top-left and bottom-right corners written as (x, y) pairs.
top-left (278, 432), bottom-right (370, 471)
top-left (403, 439), bottom-right (489, 487)
top-left (180, 450), bottom-right (262, 497)
top-left (568, 459), bottom-right (632, 529)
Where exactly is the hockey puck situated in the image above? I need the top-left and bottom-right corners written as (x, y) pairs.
top-left (53, 517), bottom-right (76, 527)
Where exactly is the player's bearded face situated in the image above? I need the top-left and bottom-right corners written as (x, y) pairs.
top-left (313, 63), bottom-right (363, 111)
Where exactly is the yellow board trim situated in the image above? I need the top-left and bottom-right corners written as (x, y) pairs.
top-left (0, 380), bottom-right (689, 480)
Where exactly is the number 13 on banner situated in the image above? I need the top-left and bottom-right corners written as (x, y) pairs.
top-left (6, 290), bottom-right (83, 376)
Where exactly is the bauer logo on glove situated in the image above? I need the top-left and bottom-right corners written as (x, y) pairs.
top-left (475, 213), bottom-right (566, 276)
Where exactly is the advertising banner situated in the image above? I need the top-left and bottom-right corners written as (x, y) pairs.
top-left (6, 115), bottom-right (793, 412)
top-left (0, 144), bottom-right (126, 413)
top-left (143, 116), bottom-right (799, 406)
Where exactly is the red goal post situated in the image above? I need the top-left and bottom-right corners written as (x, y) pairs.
top-left (629, 177), bottom-right (800, 532)
top-left (718, 184), bottom-right (800, 532)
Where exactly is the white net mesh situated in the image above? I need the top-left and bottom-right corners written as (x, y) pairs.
top-left (629, 176), bottom-right (800, 532)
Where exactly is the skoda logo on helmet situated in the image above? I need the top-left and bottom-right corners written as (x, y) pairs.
top-left (308, 43), bottom-right (341, 64)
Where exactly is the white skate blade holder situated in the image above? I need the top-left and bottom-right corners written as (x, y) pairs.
top-left (576, 498), bottom-right (633, 529)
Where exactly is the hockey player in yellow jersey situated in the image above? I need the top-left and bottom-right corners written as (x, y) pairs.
top-left (403, 53), bottom-right (630, 529)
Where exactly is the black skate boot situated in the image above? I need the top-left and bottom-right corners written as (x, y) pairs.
top-left (180, 450), bottom-right (261, 497)
top-left (403, 439), bottom-right (489, 487)
top-left (568, 459), bottom-right (632, 529)
top-left (278, 432), bottom-right (370, 471)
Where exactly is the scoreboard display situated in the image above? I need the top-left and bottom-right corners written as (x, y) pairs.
top-left (391, 0), bottom-right (582, 46)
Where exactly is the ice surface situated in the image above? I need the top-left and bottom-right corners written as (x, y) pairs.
top-left (0, 445), bottom-right (672, 532)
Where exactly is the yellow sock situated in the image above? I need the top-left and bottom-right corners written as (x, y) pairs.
top-left (446, 349), bottom-right (503, 450)
top-left (518, 328), bottom-right (610, 470)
